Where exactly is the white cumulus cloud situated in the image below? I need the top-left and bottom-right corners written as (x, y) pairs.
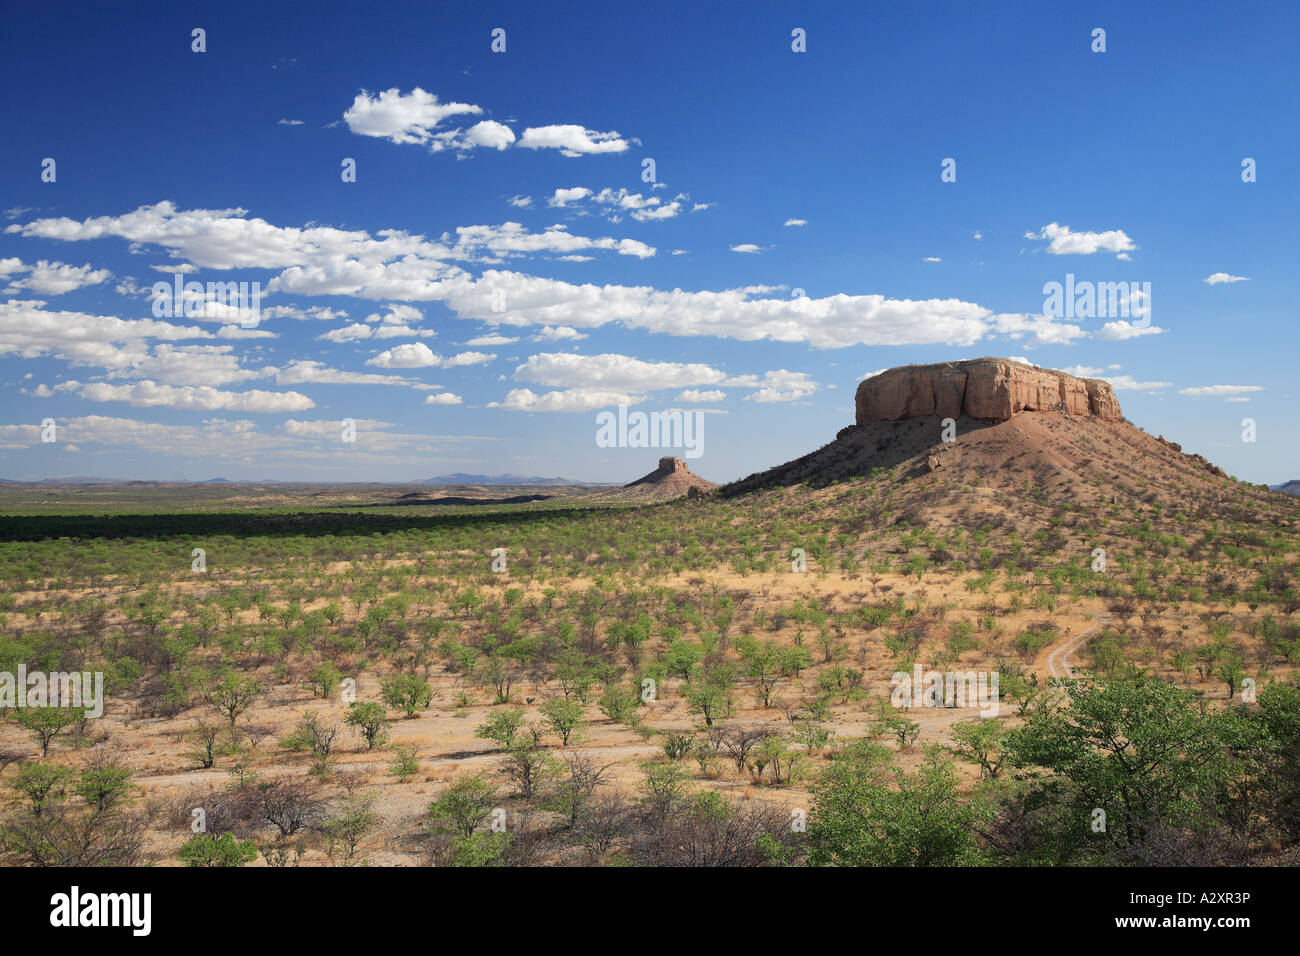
top-left (676, 389), bottom-right (726, 403)
top-left (490, 387), bottom-right (637, 412)
top-left (1026, 222), bottom-right (1136, 258)
top-left (343, 87), bottom-right (482, 145)
top-left (4, 259), bottom-right (111, 295)
top-left (74, 380), bottom-right (314, 412)
top-left (1178, 385), bottom-right (1264, 396)
top-left (514, 352), bottom-right (728, 392)
top-left (1095, 320), bottom-right (1165, 340)
top-left (517, 125), bottom-right (629, 156)
top-left (365, 342), bottom-right (441, 368)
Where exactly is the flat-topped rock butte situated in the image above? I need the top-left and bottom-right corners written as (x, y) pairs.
top-left (624, 456), bottom-right (717, 492)
top-left (855, 357), bottom-right (1122, 425)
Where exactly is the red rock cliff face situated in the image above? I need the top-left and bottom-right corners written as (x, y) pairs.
top-left (855, 358), bottom-right (1121, 425)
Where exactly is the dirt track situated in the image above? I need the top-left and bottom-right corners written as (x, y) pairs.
top-left (1044, 613), bottom-right (1111, 679)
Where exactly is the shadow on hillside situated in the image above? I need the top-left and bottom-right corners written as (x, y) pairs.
top-left (0, 506), bottom-right (606, 543)
top-left (365, 494), bottom-right (554, 507)
top-left (722, 415), bottom-right (996, 496)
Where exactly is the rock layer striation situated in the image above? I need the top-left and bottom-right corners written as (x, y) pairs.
top-left (855, 358), bottom-right (1121, 425)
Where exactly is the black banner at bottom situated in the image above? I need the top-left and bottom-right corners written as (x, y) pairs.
top-left (0, 865), bottom-right (1281, 943)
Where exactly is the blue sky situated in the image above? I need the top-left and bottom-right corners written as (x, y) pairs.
top-left (1, 0), bottom-right (1296, 484)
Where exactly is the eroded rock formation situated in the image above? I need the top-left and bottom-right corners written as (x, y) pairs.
top-left (855, 358), bottom-right (1121, 425)
top-left (622, 457), bottom-right (719, 496)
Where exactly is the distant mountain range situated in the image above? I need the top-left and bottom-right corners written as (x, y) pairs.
top-left (0, 475), bottom-right (135, 484)
top-left (1272, 480), bottom-right (1300, 497)
top-left (0, 475), bottom-right (589, 485)
top-left (0, 477), bottom-right (271, 484)
top-left (421, 473), bottom-right (580, 486)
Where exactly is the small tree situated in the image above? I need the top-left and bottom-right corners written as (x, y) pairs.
top-left (793, 719), bottom-right (832, 754)
top-left (1217, 657), bottom-right (1247, 699)
top-left (719, 726), bottom-right (774, 775)
top-left (736, 636), bottom-right (784, 707)
top-left (598, 686), bottom-right (639, 725)
top-left (755, 734), bottom-right (802, 785)
top-left (664, 640), bottom-right (703, 682)
top-left (661, 731), bottom-right (695, 762)
top-left (201, 670), bottom-right (262, 730)
top-left (550, 753), bottom-right (614, 828)
top-left (428, 773), bottom-right (498, 837)
top-left (540, 698), bottom-right (586, 747)
top-left (498, 742), bottom-right (557, 799)
top-left (479, 657), bottom-right (520, 705)
top-left (245, 778), bottom-right (324, 836)
top-left (684, 680), bottom-right (732, 727)
top-left (11, 761), bottom-right (71, 816)
top-left (282, 712), bottom-right (340, 776)
top-left (243, 723), bottom-right (274, 750)
top-left (576, 789), bottom-right (630, 863)
top-left (886, 716), bottom-right (921, 750)
top-left (344, 701), bottom-right (390, 750)
top-left (185, 719), bottom-right (226, 769)
top-left (949, 719), bottom-right (1006, 780)
top-left (305, 663), bottom-right (343, 700)
top-left (691, 742), bottom-right (716, 777)
top-left (381, 674), bottom-right (434, 719)
top-left (640, 761), bottom-right (689, 818)
top-left (321, 791), bottom-right (378, 866)
top-left (475, 708), bottom-right (526, 751)
top-left (74, 748), bottom-right (134, 812)
top-left (179, 832), bottom-right (258, 867)
top-left (260, 840), bottom-right (305, 868)
top-left (12, 708), bottom-right (78, 757)
top-left (389, 744), bottom-right (419, 782)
